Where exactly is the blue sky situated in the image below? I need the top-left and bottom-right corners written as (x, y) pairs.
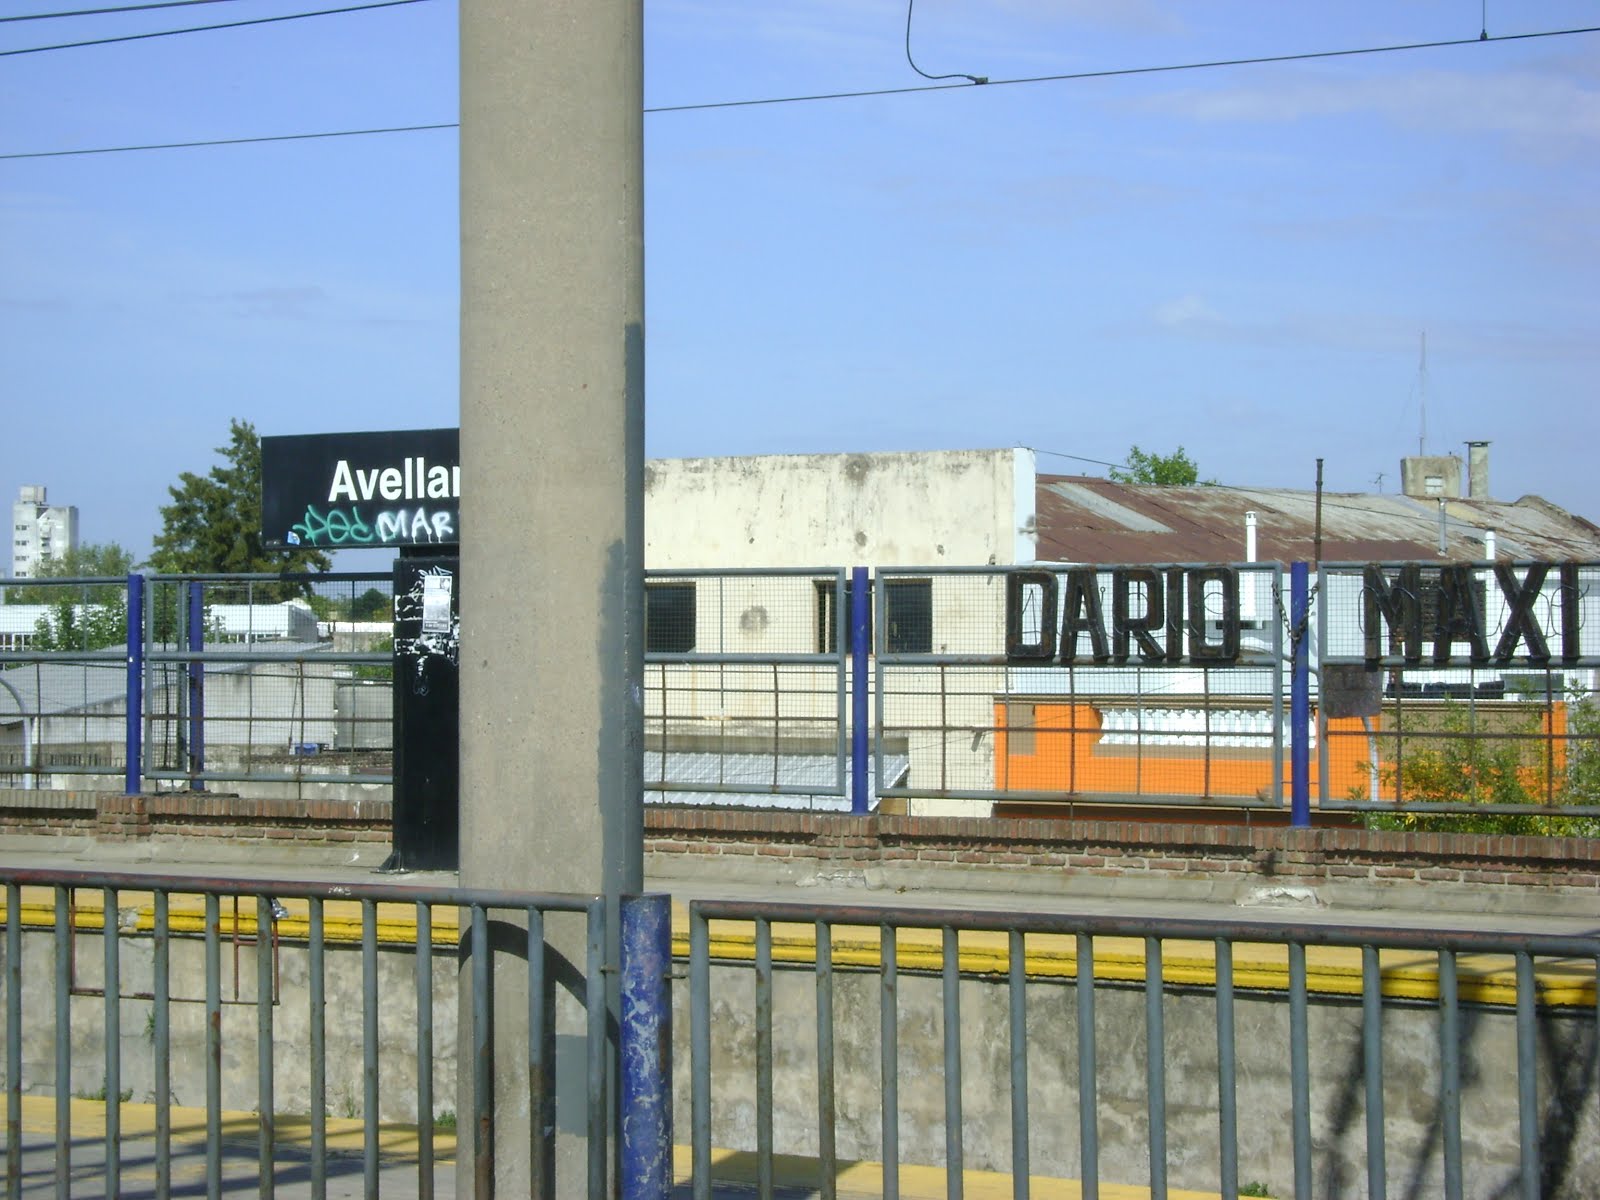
top-left (3, 1), bottom-right (1598, 564)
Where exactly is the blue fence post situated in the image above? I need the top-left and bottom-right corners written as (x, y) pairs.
top-left (620, 893), bottom-right (673, 1200)
top-left (850, 566), bottom-right (871, 814)
top-left (1290, 561), bottom-right (1311, 826)
top-left (124, 573), bottom-right (143, 796)
top-left (187, 581), bottom-right (206, 790)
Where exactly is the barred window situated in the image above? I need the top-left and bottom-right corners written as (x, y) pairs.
top-left (645, 582), bottom-right (695, 654)
top-left (884, 578), bottom-right (932, 654)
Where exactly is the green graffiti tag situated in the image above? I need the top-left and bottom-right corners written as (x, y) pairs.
top-left (290, 505), bottom-right (376, 547)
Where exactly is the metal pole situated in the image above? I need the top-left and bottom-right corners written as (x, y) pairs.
top-left (1290, 562), bottom-right (1311, 826)
top-left (188, 581), bottom-right (206, 789)
top-left (7, 883), bottom-right (21, 1200)
top-left (124, 573), bottom-right (143, 795)
top-left (104, 887), bottom-right (121, 1200)
top-left (619, 894), bottom-right (672, 1200)
top-left (53, 888), bottom-right (69, 1200)
top-left (942, 926), bottom-right (963, 1200)
top-left (851, 567), bottom-right (870, 813)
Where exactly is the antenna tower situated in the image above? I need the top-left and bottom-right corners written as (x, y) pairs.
top-left (1417, 331), bottom-right (1428, 456)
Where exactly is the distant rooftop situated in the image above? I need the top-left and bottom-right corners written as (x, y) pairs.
top-left (1035, 476), bottom-right (1600, 564)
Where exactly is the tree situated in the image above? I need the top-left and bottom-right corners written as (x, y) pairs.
top-left (30, 594), bottom-right (127, 652)
top-left (5, 542), bottom-right (137, 605)
top-left (1109, 444), bottom-right (1213, 486)
top-left (150, 420), bottom-right (331, 583)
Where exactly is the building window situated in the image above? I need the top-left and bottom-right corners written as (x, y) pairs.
top-left (645, 582), bottom-right (695, 653)
top-left (884, 578), bottom-right (932, 654)
top-left (815, 579), bottom-right (869, 654)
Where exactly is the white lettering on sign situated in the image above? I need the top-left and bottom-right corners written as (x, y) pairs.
top-left (327, 458), bottom-right (461, 504)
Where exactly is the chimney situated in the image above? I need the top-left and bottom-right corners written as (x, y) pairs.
top-left (1466, 441), bottom-right (1490, 499)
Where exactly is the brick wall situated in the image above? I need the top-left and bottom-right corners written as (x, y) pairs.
top-left (1, 790), bottom-right (1593, 907)
top-left (643, 807), bottom-right (1600, 905)
top-left (0, 789), bottom-right (393, 853)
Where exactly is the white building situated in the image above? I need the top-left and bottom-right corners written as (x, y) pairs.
top-left (10, 486), bottom-right (78, 579)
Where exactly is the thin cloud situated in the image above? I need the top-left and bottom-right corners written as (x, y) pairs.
top-left (1139, 68), bottom-right (1600, 146)
top-left (1139, 298), bottom-right (1600, 364)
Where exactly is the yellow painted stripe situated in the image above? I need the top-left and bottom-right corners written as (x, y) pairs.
top-left (14, 1093), bottom-right (456, 1159)
top-left (4, 890), bottom-right (1592, 1008)
top-left (16, 1097), bottom-right (1248, 1199)
top-left (669, 1144), bottom-right (1239, 1200)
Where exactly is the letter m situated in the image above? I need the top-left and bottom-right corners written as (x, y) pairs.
top-left (1363, 564), bottom-right (1422, 665)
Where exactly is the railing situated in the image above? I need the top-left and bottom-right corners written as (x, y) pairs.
top-left (687, 898), bottom-right (1600, 1200)
top-left (4, 865), bottom-right (1597, 1198)
top-left (876, 564), bottom-right (1287, 808)
top-left (643, 568), bottom-right (852, 808)
top-left (5, 563), bottom-right (1599, 827)
top-left (1318, 561), bottom-right (1600, 828)
top-left (0, 866), bottom-right (606, 1200)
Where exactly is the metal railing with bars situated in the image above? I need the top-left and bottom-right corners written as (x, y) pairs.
top-left (0, 866), bottom-right (607, 1200)
top-left (1317, 561), bottom-right (1600, 828)
top-left (687, 898), bottom-right (1600, 1200)
top-left (874, 564), bottom-right (1287, 809)
top-left (643, 568), bottom-right (851, 808)
top-left (5, 563), bottom-right (1599, 827)
top-left (3, 865), bottom-right (1596, 1198)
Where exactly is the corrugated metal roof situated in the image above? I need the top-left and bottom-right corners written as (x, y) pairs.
top-left (644, 750), bottom-right (909, 812)
top-left (1036, 476), bottom-right (1600, 564)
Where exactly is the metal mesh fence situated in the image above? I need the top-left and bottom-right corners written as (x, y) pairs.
top-left (643, 570), bottom-right (848, 806)
top-left (9, 563), bottom-right (1600, 826)
top-left (1, 576), bottom-right (133, 786)
top-left (874, 566), bottom-right (1285, 806)
top-left (1317, 561), bottom-right (1600, 827)
top-left (141, 574), bottom-right (394, 793)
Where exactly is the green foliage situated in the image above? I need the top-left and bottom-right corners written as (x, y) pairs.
top-left (4, 542), bottom-right (137, 605)
top-left (1108, 444), bottom-right (1213, 486)
top-left (30, 594), bottom-right (128, 652)
top-left (434, 1108), bottom-right (457, 1131)
top-left (354, 635), bottom-right (394, 681)
top-left (351, 587), bottom-right (391, 621)
top-left (1360, 698), bottom-right (1600, 837)
top-left (149, 419), bottom-right (331, 591)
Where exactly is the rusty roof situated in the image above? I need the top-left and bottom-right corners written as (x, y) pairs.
top-left (1035, 475), bottom-right (1600, 565)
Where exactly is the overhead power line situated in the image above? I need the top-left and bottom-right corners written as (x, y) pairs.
top-left (1, 1), bottom-right (236, 24)
top-left (1, 0), bottom-right (426, 55)
top-left (2, 23), bottom-right (1596, 159)
top-left (0, 122), bottom-right (455, 159)
top-left (645, 24), bottom-right (1600, 113)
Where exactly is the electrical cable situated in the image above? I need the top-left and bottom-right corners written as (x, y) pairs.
top-left (903, 0), bottom-right (986, 86)
top-left (1034, 450), bottom-right (1127, 471)
top-left (646, 24), bottom-right (1599, 113)
top-left (0, 122), bottom-right (455, 159)
top-left (2, 23), bottom-right (1595, 159)
top-left (1, 1), bottom-right (237, 23)
top-left (1, 0), bottom-right (426, 55)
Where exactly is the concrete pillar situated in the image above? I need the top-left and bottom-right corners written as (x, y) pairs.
top-left (458, 0), bottom-right (644, 1192)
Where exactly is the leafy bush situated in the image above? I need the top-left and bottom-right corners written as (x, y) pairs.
top-left (1360, 696), bottom-right (1600, 837)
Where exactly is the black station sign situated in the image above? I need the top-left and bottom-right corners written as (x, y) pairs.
top-left (261, 428), bottom-right (460, 550)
